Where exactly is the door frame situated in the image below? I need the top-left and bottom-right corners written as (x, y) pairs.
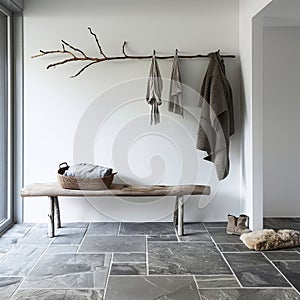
top-left (0, 3), bottom-right (14, 233)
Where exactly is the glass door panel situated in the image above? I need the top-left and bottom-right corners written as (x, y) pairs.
top-left (0, 5), bottom-right (12, 231)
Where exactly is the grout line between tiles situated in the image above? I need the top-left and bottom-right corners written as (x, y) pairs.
top-left (117, 222), bottom-right (121, 235)
top-left (110, 261), bottom-right (147, 264)
top-left (103, 252), bottom-right (114, 300)
top-left (76, 225), bottom-right (90, 253)
top-left (204, 226), bottom-right (243, 288)
top-left (146, 235), bottom-right (149, 275)
top-left (188, 287), bottom-right (295, 290)
top-left (269, 260), bottom-right (300, 262)
top-left (203, 226), bottom-right (227, 229)
top-left (193, 275), bottom-right (202, 300)
top-left (8, 234), bottom-right (53, 299)
top-left (78, 252), bottom-right (147, 255)
top-left (0, 275), bottom-right (25, 278)
top-left (103, 274), bottom-right (207, 277)
top-left (261, 252), bottom-right (300, 296)
top-left (173, 224), bottom-right (180, 242)
top-left (220, 251), bottom-right (259, 254)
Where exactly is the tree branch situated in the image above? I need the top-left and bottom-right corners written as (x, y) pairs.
top-left (61, 40), bottom-right (87, 58)
top-left (122, 41), bottom-right (128, 57)
top-left (32, 27), bottom-right (236, 78)
top-left (88, 27), bottom-right (107, 58)
top-left (71, 60), bottom-right (99, 78)
top-left (46, 58), bottom-right (91, 69)
top-left (31, 49), bottom-right (75, 59)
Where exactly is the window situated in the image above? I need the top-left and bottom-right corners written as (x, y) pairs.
top-left (0, 4), bottom-right (13, 232)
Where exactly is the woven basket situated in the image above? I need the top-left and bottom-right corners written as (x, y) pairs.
top-left (57, 162), bottom-right (116, 190)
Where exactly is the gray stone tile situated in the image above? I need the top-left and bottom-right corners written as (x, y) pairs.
top-left (79, 236), bottom-right (146, 253)
top-left (218, 243), bottom-right (253, 252)
top-left (224, 253), bottom-right (290, 287)
top-left (18, 228), bottom-right (52, 245)
top-left (105, 276), bottom-right (200, 300)
top-left (0, 244), bottom-right (47, 276)
top-left (275, 261), bottom-right (300, 292)
top-left (113, 253), bottom-right (146, 263)
top-left (12, 289), bottom-right (104, 300)
top-left (119, 222), bottom-right (175, 235)
top-left (206, 227), bottom-right (227, 233)
top-left (45, 244), bottom-right (78, 253)
top-left (0, 236), bottom-right (20, 254)
top-left (182, 222), bottom-right (206, 231)
top-left (61, 222), bottom-right (90, 228)
top-left (21, 253), bottom-right (111, 289)
top-left (35, 223), bottom-right (48, 228)
top-left (198, 288), bottom-right (300, 300)
top-left (195, 274), bottom-right (240, 288)
top-left (207, 227), bottom-right (242, 244)
top-left (264, 218), bottom-right (300, 230)
top-left (110, 263), bottom-right (147, 275)
top-left (264, 251), bottom-right (300, 261)
top-left (264, 247), bottom-right (300, 252)
top-left (0, 277), bottom-right (23, 300)
top-left (86, 222), bottom-right (119, 235)
top-left (203, 222), bottom-right (227, 227)
top-left (147, 235), bottom-right (178, 242)
top-left (148, 242), bottom-right (231, 275)
top-left (178, 223), bottom-right (210, 241)
top-left (2, 223), bottom-right (35, 236)
top-left (52, 228), bottom-right (86, 245)
top-left (179, 231), bottom-right (212, 242)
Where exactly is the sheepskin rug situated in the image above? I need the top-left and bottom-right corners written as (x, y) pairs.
top-left (240, 229), bottom-right (300, 251)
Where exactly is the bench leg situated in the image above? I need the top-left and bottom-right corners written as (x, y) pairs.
top-left (173, 196), bottom-right (178, 225)
top-left (177, 195), bottom-right (184, 236)
top-left (54, 196), bottom-right (61, 229)
top-left (48, 196), bottom-right (55, 238)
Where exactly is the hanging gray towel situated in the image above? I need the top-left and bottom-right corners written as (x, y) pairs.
top-left (146, 54), bottom-right (163, 125)
top-left (196, 51), bottom-right (235, 180)
top-left (168, 52), bottom-right (183, 116)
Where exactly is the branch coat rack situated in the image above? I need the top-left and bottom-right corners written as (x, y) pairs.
top-left (32, 27), bottom-right (236, 78)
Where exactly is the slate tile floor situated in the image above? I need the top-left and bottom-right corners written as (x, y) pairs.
top-left (0, 219), bottom-right (299, 299)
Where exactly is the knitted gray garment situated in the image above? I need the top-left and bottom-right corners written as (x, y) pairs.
top-left (146, 54), bottom-right (163, 125)
top-left (64, 163), bottom-right (112, 179)
top-left (168, 53), bottom-right (183, 116)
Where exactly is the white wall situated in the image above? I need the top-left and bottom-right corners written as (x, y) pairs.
top-left (239, 0), bottom-right (272, 230)
top-left (23, 0), bottom-right (241, 222)
top-left (263, 26), bottom-right (300, 217)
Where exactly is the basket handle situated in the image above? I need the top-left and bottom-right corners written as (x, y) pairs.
top-left (59, 162), bottom-right (69, 169)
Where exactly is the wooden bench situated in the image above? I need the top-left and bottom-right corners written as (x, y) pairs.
top-left (21, 183), bottom-right (210, 237)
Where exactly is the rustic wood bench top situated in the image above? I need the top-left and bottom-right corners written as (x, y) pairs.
top-left (21, 182), bottom-right (211, 197)
top-left (21, 182), bottom-right (211, 238)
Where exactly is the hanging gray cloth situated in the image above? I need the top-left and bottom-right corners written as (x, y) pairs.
top-left (196, 51), bottom-right (235, 180)
top-left (168, 51), bottom-right (183, 116)
top-left (146, 53), bottom-right (163, 125)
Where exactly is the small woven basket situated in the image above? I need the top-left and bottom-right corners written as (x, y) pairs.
top-left (57, 162), bottom-right (116, 190)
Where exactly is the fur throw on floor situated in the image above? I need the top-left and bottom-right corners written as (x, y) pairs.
top-left (240, 229), bottom-right (300, 251)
